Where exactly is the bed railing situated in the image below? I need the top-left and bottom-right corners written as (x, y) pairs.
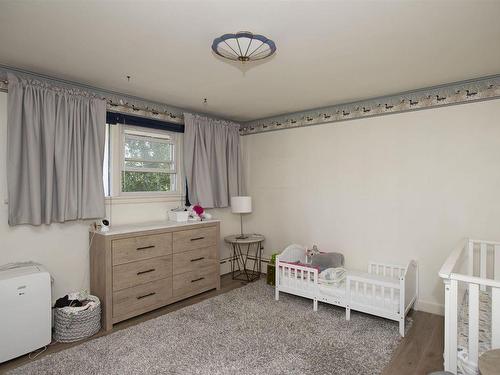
top-left (275, 256), bottom-right (319, 310)
top-left (368, 262), bottom-right (407, 278)
top-left (367, 261), bottom-right (418, 314)
top-left (439, 238), bottom-right (500, 374)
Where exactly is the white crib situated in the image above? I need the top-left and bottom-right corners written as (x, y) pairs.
top-left (439, 238), bottom-right (500, 374)
top-left (275, 244), bottom-right (418, 337)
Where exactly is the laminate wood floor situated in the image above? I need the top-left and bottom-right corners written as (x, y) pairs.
top-left (0, 274), bottom-right (444, 375)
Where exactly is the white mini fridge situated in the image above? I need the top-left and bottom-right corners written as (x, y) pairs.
top-left (0, 264), bottom-right (52, 363)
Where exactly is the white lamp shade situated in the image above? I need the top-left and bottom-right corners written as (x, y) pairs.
top-left (231, 196), bottom-right (252, 214)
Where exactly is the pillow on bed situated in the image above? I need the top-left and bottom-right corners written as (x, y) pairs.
top-left (311, 252), bottom-right (344, 272)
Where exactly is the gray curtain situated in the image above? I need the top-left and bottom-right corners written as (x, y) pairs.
top-left (183, 113), bottom-right (244, 208)
top-left (7, 73), bottom-right (106, 225)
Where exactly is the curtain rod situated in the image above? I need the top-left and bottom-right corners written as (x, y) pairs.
top-left (0, 66), bottom-right (236, 126)
top-left (0, 76), bottom-right (184, 124)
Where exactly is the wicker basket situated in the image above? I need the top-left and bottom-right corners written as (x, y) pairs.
top-left (53, 295), bottom-right (101, 343)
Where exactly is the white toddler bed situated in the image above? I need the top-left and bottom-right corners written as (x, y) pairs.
top-left (275, 244), bottom-right (418, 337)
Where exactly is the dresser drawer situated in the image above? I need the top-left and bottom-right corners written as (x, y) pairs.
top-left (173, 226), bottom-right (217, 253)
top-left (173, 264), bottom-right (218, 299)
top-left (112, 233), bottom-right (172, 265)
top-left (113, 278), bottom-right (172, 318)
top-left (113, 256), bottom-right (172, 291)
top-left (173, 247), bottom-right (217, 275)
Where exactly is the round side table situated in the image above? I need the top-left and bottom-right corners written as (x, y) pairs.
top-left (224, 234), bottom-right (265, 282)
top-left (479, 349), bottom-right (500, 375)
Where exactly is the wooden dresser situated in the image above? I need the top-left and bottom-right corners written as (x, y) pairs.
top-left (89, 220), bottom-right (220, 330)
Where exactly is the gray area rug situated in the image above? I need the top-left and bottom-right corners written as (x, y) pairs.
top-left (9, 280), bottom-right (409, 375)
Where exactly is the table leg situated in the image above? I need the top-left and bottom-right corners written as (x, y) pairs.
top-left (231, 243), bottom-right (242, 280)
top-left (250, 242), bottom-right (258, 279)
top-left (233, 243), bottom-right (248, 281)
top-left (257, 241), bottom-right (262, 275)
top-left (241, 243), bottom-right (253, 281)
top-left (229, 240), bottom-right (264, 282)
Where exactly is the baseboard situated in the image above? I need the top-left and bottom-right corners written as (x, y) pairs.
top-left (219, 257), bottom-right (270, 276)
top-left (414, 299), bottom-right (444, 316)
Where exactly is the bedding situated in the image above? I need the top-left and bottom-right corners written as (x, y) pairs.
top-left (311, 252), bottom-right (345, 271)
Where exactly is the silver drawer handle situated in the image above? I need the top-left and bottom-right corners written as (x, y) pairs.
top-left (190, 237), bottom-right (204, 241)
top-left (137, 245), bottom-right (155, 251)
top-left (137, 268), bottom-right (155, 275)
top-left (191, 277), bottom-right (205, 283)
top-left (190, 257), bottom-right (205, 262)
top-left (137, 292), bottom-right (156, 300)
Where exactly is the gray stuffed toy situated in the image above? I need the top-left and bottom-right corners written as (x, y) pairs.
top-left (307, 245), bottom-right (345, 272)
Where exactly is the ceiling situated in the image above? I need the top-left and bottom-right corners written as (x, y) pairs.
top-left (1, 1), bottom-right (499, 122)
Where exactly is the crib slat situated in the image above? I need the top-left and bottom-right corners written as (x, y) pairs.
top-left (295, 267), bottom-right (298, 284)
top-left (468, 240), bottom-right (474, 276)
top-left (480, 243), bottom-right (487, 291)
top-left (468, 283), bottom-right (480, 366)
top-left (495, 245), bottom-right (500, 281)
top-left (492, 287), bottom-right (500, 348)
top-left (447, 279), bottom-right (458, 373)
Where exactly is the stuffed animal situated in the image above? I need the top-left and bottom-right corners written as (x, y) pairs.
top-left (306, 245), bottom-right (320, 260)
top-left (188, 205), bottom-right (212, 220)
top-left (306, 244), bottom-right (345, 272)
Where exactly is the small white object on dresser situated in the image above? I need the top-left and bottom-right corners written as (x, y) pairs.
top-left (168, 210), bottom-right (189, 222)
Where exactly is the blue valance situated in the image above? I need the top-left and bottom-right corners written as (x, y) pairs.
top-left (106, 111), bottom-right (184, 133)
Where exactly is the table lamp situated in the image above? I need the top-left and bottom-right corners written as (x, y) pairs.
top-left (231, 196), bottom-right (252, 239)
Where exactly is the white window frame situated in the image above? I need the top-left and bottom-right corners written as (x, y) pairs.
top-left (106, 124), bottom-right (183, 199)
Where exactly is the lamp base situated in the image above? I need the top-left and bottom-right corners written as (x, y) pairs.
top-left (236, 214), bottom-right (249, 239)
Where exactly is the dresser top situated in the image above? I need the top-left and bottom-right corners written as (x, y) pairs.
top-left (92, 219), bottom-right (220, 236)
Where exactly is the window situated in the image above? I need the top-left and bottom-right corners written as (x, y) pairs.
top-left (121, 128), bottom-right (177, 193)
top-left (103, 124), bottom-right (181, 197)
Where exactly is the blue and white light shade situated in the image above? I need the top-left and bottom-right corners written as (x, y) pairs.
top-left (211, 31), bottom-right (276, 63)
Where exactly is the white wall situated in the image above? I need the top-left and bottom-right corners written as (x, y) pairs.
top-left (242, 99), bottom-right (500, 314)
top-left (0, 92), bottom-right (239, 300)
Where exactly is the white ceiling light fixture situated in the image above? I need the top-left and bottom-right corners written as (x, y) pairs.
top-left (211, 31), bottom-right (276, 63)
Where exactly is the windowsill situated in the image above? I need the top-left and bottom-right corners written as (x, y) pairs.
top-left (105, 194), bottom-right (185, 205)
